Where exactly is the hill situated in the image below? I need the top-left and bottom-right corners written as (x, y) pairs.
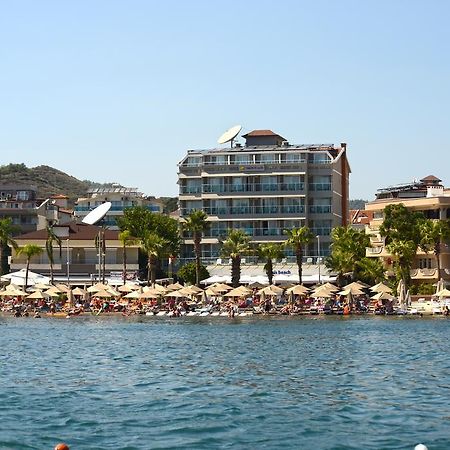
top-left (0, 163), bottom-right (119, 204)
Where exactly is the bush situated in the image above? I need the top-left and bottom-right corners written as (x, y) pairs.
top-left (177, 262), bottom-right (209, 285)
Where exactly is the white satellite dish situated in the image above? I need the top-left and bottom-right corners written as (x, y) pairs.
top-left (82, 202), bottom-right (112, 225)
top-left (218, 124), bottom-right (242, 146)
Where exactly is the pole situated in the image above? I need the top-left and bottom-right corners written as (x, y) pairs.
top-left (317, 235), bottom-right (321, 284)
top-left (97, 231), bottom-right (101, 282)
top-left (66, 239), bottom-right (70, 285)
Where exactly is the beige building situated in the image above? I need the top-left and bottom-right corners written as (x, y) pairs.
top-left (10, 222), bottom-right (140, 284)
top-left (365, 176), bottom-right (450, 283)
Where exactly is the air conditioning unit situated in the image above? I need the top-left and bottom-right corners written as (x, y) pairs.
top-left (281, 141), bottom-right (290, 147)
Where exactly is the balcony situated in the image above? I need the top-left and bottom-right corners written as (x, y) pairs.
top-left (179, 186), bottom-right (202, 194)
top-left (308, 183), bottom-right (332, 191)
top-left (201, 183), bottom-right (305, 194)
top-left (309, 205), bottom-right (331, 214)
top-left (182, 206), bottom-right (305, 217)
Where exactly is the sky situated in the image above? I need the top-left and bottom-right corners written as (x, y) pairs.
top-left (1, 0), bottom-right (449, 200)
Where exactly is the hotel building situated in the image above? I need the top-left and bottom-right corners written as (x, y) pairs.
top-left (365, 175), bottom-right (450, 283)
top-left (178, 129), bottom-right (350, 263)
top-left (74, 186), bottom-right (163, 230)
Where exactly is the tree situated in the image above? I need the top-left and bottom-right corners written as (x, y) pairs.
top-left (258, 243), bottom-right (284, 285)
top-left (419, 219), bottom-right (450, 278)
top-left (284, 226), bottom-right (314, 284)
top-left (177, 261), bottom-right (209, 285)
top-left (380, 204), bottom-right (426, 287)
top-left (141, 232), bottom-right (168, 286)
top-left (221, 229), bottom-right (251, 287)
top-left (325, 226), bottom-right (370, 286)
top-left (0, 218), bottom-right (18, 276)
top-left (17, 244), bottom-right (43, 288)
top-left (183, 210), bottom-right (208, 286)
top-left (45, 225), bottom-right (62, 284)
top-left (356, 257), bottom-right (385, 286)
top-left (118, 230), bottom-right (140, 284)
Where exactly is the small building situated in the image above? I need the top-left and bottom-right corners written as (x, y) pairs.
top-left (74, 186), bottom-right (163, 230)
top-left (364, 175), bottom-right (450, 283)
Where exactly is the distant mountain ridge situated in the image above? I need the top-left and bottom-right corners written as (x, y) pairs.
top-left (0, 163), bottom-right (121, 204)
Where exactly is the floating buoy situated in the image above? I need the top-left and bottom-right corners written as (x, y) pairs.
top-left (54, 443), bottom-right (70, 450)
top-left (343, 306), bottom-right (350, 315)
top-left (414, 445), bottom-right (428, 450)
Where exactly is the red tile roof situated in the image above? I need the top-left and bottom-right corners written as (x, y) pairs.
top-left (420, 175), bottom-right (441, 182)
top-left (50, 194), bottom-right (69, 199)
top-left (242, 129), bottom-right (281, 137)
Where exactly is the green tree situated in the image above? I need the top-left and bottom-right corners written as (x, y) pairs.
top-left (356, 257), bottom-right (385, 286)
top-left (116, 206), bottom-right (154, 239)
top-left (325, 226), bottom-right (370, 285)
top-left (258, 243), bottom-right (284, 285)
top-left (0, 218), bottom-right (18, 276)
top-left (183, 210), bottom-right (209, 286)
top-left (118, 230), bottom-right (140, 284)
top-left (284, 226), bottom-right (314, 284)
top-left (45, 225), bottom-right (62, 284)
top-left (419, 219), bottom-right (450, 278)
top-left (141, 232), bottom-right (168, 285)
top-left (221, 229), bottom-right (251, 287)
top-left (380, 204), bottom-right (426, 287)
top-left (17, 244), bottom-right (43, 288)
top-left (177, 261), bottom-right (209, 285)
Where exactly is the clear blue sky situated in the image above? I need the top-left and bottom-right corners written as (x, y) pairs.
top-left (1, 0), bottom-right (449, 200)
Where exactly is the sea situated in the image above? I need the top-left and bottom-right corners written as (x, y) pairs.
top-left (0, 315), bottom-right (449, 450)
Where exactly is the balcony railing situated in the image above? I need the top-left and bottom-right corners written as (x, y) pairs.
top-left (308, 183), bottom-right (332, 191)
top-left (311, 227), bottom-right (332, 236)
top-left (309, 205), bottom-right (331, 214)
top-left (201, 183), bottom-right (304, 194)
top-left (181, 206), bottom-right (305, 216)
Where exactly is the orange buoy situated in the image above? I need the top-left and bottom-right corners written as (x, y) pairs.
top-left (55, 444), bottom-right (70, 450)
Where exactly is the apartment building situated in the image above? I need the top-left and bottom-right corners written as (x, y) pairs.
top-left (74, 186), bottom-right (163, 230)
top-left (178, 129), bottom-right (350, 262)
top-left (365, 175), bottom-right (450, 282)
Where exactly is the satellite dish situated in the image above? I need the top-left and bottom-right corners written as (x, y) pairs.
top-left (82, 202), bottom-right (112, 225)
top-left (218, 125), bottom-right (242, 146)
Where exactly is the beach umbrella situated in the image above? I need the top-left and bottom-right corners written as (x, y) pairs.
top-left (54, 283), bottom-right (71, 293)
top-left (371, 291), bottom-right (394, 301)
top-left (33, 282), bottom-right (52, 290)
top-left (164, 290), bottom-right (185, 298)
top-left (260, 290), bottom-right (266, 304)
top-left (26, 289), bottom-right (49, 300)
top-left (167, 282), bottom-right (184, 291)
top-left (224, 286), bottom-right (251, 297)
top-left (94, 290), bottom-right (112, 298)
top-left (258, 285), bottom-right (284, 296)
top-left (247, 281), bottom-right (266, 289)
top-left (370, 282), bottom-right (392, 293)
top-left (210, 283), bottom-right (232, 292)
top-left (435, 279), bottom-right (446, 296)
top-left (72, 287), bottom-right (87, 296)
top-left (106, 286), bottom-right (121, 297)
top-left (343, 281), bottom-right (368, 291)
top-left (44, 288), bottom-right (60, 298)
top-left (153, 283), bottom-right (168, 293)
top-left (201, 290), bottom-right (208, 304)
top-left (124, 290), bottom-right (140, 299)
top-left (286, 285), bottom-right (310, 295)
top-left (117, 284), bottom-right (135, 293)
top-left (435, 288), bottom-right (450, 298)
top-left (337, 286), bottom-right (365, 296)
top-left (139, 290), bottom-right (160, 299)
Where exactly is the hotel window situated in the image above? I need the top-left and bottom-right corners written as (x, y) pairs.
top-left (418, 258), bottom-right (433, 269)
top-left (285, 153), bottom-right (305, 163)
top-left (233, 154), bottom-right (252, 165)
top-left (258, 153), bottom-right (278, 164)
top-left (184, 156), bottom-right (202, 167)
top-left (16, 191), bottom-right (29, 200)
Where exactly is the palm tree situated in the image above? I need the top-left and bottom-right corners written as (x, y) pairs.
top-left (387, 239), bottom-right (416, 287)
top-left (118, 230), bottom-right (140, 284)
top-left (141, 232), bottom-right (168, 286)
top-left (356, 257), bottom-right (385, 286)
top-left (284, 226), bottom-right (313, 284)
top-left (0, 218), bottom-right (18, 276)
top-left (221, 229), bottom-right (251, 287)
top-left (45, 225), bottom-right (62, 284)
top-left (420, 219), bottom-right (450, 278)
top-left (17, 244), bottom-right (43, 288)
top-left (258, 243), bottom-right (285, 285)
top-left (183, 210), bottom-right (208, 286)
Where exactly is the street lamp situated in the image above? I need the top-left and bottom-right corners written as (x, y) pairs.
top-left (316, 235), bottom-right (321, 284)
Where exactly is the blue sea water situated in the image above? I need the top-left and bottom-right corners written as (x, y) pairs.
top-left (0, 315), bottom-right (449, 450)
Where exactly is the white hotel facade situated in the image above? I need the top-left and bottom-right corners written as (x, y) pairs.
top-left (178, 130), bottom-right (350, 264)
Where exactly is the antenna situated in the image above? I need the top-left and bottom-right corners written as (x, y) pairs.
top-left (82, 202), bottom-right (112, 225)
top-left (218, 125), bottom-right (242, 147)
